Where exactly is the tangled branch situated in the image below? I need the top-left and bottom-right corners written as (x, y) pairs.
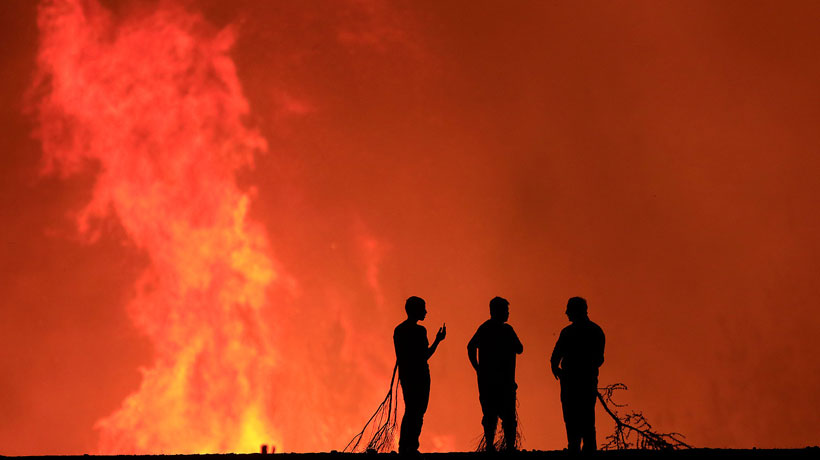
top-left (344, 362), bottom-right (401, 453)
top-left (597, 383), bottom-right (692, 450)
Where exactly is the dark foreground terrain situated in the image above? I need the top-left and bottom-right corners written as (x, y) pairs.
top-left (4, 449), bottom-right (819, 460)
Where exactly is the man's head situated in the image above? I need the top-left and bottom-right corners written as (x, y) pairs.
top-left (405, 296), bottom-right (427, 321)
top-left (489, 296), bottom-right (510, 322)
top-left (566, 296), bottom-right (588, 323)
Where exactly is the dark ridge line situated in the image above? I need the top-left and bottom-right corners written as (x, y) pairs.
top-left (3, 448), bottom-right (819, 459)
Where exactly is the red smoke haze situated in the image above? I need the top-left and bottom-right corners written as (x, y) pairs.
top-left (1, 0), bottom-right (819, 455)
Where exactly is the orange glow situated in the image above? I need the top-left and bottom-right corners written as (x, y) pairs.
top-left (3, 0), bottom-right (820, 456)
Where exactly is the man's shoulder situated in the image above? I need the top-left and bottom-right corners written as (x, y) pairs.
top-left (394, 321), bottom-right (409, 337)
top-left (469, 320), bottom-right (490, 342)
top-left (475, 319), bottom-right (495, 335)
top-left (587, 320), bottom-right (604, 334)
top-left (573, 320), bottom-right (604, 341)
top-left (395, 321), bottom-right (425, 335)
top-left (595, 323), bottom-right (605, 340)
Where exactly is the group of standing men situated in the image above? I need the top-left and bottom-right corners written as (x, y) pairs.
top-left (393, 296), bottom-right (605, 455)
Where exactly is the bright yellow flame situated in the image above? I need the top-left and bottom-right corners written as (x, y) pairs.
top-left (33, 0), bottom-right (283, 453)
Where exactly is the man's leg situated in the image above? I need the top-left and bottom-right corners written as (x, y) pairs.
top-left (398, 381), bottom-right (415, 454)
top-left (399, 380), bottom-right (421, 454)
top-left (499, 389), bottom-right (518, 452)
top-left (418, 375), bottom-right (430, 448)
top-left (479, 390), bottom-right (498, 451)
top-left (399, 375), bottom-right (430, 454)
top-left (580, 379), bottom-right (598, 453)
top-left (560, 379), bottom-right (581, 453)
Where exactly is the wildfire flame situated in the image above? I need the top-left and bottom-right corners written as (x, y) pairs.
top-left (33, 0), bottom-right (282, 453)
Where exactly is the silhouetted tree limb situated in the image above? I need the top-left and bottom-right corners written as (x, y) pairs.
top-left (597, 383), bottom-right (692, 450)
top-left (344, 362), bottom-right (400, 453)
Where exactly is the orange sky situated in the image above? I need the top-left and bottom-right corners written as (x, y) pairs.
top-left (2, 0), bottom-right (820, 455)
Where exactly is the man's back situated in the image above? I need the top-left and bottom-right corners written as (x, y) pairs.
top-left (394, 320), bottom-right (429, 379)
top-left (551, 319), bottom-right (605, 378)
top-left (469, 319), bottom-right (523, 386)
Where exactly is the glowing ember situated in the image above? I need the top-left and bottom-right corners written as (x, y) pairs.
top-left (33, 0), bottom-right (280, 453)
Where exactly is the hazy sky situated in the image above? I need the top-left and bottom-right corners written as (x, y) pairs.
top-left (1, 0), bottom-right (819, 455)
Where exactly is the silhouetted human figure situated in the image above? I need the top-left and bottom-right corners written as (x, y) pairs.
top-left (468, 296), bottom-right (523, 452)
top-left (550, 297), bottom-right (605, 454)
top-left (393, 296), bottom-right (446, 455)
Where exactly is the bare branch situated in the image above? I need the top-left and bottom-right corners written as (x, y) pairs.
top-left (597, 383), bottom-right (692, 450)
top-left (344, 362), bottom-right (400, 453)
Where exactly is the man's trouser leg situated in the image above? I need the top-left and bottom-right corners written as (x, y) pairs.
top-left (560, 379), bottom-right (581, 453)
top-left (499, 388), bottom-right (517, 451)
top-left (399, 375), bottom-right (430, 454)
top-left (478, 386), bottom-right (498, 451)
top-left (580, 378), bottom-right (598, 453)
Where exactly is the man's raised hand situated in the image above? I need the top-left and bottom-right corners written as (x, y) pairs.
top-left (436, 323), bottom-right (447, 342)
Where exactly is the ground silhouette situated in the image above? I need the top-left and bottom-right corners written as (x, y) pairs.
top-left (6, 448), bottom-right (819, 460)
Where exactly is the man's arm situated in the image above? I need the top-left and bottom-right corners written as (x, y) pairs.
top-left (393, 328), bottom-right (402, 362)
top-left (427, 323), bottom-right (446, 359)
top-left (549, 333), bottom-right (563, 380)
top-left (511, 327), bottom-right (523, 354)
top-left (467, 330), bottom-right (479, 372)
top-left (595, 327), bottom-right (605, 368)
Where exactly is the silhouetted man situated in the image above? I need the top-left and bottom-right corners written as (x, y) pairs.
top-left (468, 296), bottom-right (523, 452)
top-left (394, 296), bottom-right (446, 455)
top-left (550, 297), bottom-right (605, 454)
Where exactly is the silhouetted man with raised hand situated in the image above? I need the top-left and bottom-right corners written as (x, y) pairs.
top-left (394, 296), bottom-right (446, 455)
top-left (550, 296), bottom-right (605, 454)
top-left (468, 296), bottom-right (523, 452)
